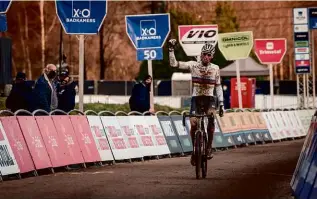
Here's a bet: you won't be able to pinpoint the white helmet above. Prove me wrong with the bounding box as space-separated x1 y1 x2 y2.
201 43 215 55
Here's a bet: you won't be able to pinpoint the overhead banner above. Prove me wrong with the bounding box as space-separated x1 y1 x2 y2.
178 25 218 56
218 31 253 60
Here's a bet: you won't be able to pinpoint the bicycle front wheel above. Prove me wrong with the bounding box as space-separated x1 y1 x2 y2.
195 130 203 179
202 131 208 179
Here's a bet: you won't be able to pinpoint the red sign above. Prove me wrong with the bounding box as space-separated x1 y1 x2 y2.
296 60 310 67
254 38 287 64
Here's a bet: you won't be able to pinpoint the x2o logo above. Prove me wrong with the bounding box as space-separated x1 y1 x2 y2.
73 9 91 18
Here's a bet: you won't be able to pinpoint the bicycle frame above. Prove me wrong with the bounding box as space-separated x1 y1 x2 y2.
183 112 210 179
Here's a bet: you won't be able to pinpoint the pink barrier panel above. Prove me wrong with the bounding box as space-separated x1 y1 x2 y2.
51 115 84 164
0 117 34 173
35 116 69 167
17 116 52 170
69 116 101 163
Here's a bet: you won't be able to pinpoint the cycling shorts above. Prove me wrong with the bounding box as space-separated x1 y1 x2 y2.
190 96 217 115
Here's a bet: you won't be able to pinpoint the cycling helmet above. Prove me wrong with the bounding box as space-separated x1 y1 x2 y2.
201 43 215 55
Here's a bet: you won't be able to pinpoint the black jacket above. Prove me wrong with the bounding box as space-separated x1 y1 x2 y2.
6 81 33 112
129 82 150 113
56 81 77 113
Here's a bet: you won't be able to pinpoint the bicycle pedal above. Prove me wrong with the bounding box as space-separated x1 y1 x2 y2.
207 156 214 160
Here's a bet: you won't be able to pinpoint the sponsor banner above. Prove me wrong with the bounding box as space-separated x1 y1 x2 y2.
170 116 192 153
70 116 102 163
295 59 311 74
56 0 107 34
52 116 85 165
129 116 159 157
17 117 52 170
35 116 69 167
143 116 170 155
262 112 281 140
218 31 253 60
0 121 20 175
216 113 238 134
178 24 218 56
157 116 183 154
308 7 317 29
293 8 308 24
125 13 170 49
285 111 301 138
295 53 310 61
254 38 287 64
294 24 309 32
86 116 115 161
295 41 309 47
0 117 34 173
296 60 310 67
116 116 143 158
294 32 309 41
295 47 310 54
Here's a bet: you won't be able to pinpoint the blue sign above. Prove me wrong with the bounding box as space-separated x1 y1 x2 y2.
0 0 12 13
55 0 107 34
0 14 7 32
309 8 317 29
125 13 170 49
136 48 163 61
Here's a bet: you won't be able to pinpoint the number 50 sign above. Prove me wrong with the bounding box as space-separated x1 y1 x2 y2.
136 48 163 61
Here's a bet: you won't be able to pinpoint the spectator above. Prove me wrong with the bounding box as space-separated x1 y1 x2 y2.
33 64 58 113
129 75 154 114
56 69 77 112
5 72 33 112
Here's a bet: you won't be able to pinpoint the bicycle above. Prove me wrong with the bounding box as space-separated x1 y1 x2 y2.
182 96 217 179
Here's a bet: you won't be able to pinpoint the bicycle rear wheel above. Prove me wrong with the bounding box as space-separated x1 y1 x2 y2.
201 131 208 178
195 130 202 179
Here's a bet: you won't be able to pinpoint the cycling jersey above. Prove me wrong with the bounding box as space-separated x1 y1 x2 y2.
169 51 224 104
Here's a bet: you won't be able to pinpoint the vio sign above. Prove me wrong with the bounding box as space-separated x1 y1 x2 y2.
186 29 217 39
178 25 218 56
254 38 287 64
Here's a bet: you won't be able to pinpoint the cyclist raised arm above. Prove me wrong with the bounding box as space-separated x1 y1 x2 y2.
168 38 224 166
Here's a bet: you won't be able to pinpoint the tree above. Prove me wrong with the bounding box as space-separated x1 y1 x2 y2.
212 2 260 66
210 2 239 68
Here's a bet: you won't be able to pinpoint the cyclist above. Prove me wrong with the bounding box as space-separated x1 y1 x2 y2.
168 39 224 166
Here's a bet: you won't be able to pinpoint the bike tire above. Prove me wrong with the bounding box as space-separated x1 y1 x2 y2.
195 130 202 179
202 132 208 179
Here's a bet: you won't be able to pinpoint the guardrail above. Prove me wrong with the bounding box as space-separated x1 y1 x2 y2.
0 108 314 181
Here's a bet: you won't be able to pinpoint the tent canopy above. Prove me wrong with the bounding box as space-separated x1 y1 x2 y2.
220 57 269 77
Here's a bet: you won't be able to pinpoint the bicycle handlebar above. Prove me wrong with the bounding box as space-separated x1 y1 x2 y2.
182 113 210 127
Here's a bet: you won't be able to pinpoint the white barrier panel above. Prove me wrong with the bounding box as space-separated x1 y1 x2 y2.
262 112 281 140
86 116 114 161
128 116 161 157
100 116 136 160
285 111 305 137
116 116 143 159
144 116 170 156
270 112 288 139
297 110 314 132
0 121 20 176
293 111 308 136
277 111 297 138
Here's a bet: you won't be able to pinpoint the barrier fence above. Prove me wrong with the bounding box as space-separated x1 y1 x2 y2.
0 108 314 181
291 109 317 199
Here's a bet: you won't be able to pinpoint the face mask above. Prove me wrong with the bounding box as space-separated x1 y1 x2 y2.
47 71 56 79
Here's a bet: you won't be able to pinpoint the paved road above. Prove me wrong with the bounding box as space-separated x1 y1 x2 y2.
0 139 303 199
